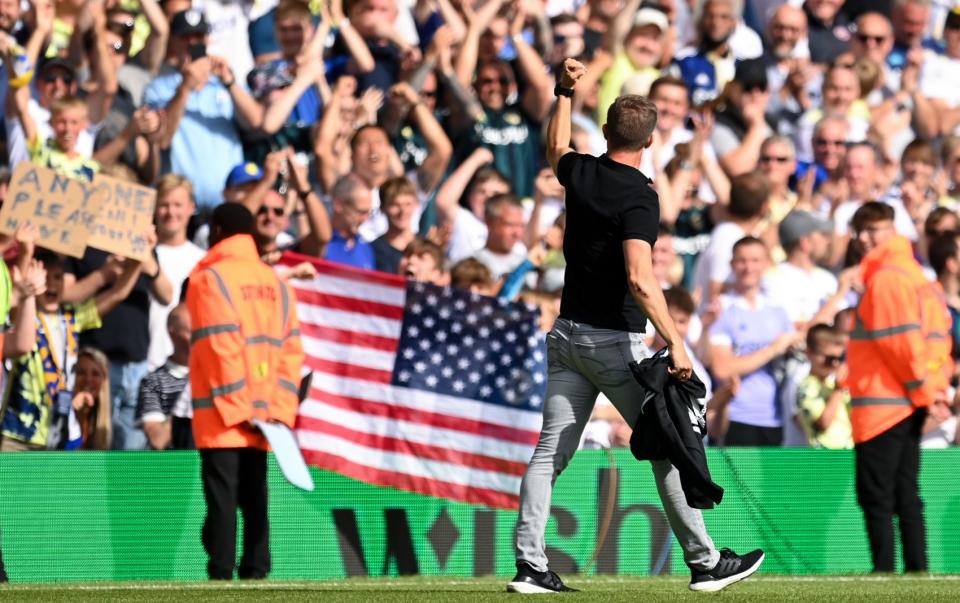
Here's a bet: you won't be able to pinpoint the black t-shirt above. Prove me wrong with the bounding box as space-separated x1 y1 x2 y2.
556 152 659 332
66 248 152 363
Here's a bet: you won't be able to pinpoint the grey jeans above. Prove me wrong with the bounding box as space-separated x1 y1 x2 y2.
515 318 720 572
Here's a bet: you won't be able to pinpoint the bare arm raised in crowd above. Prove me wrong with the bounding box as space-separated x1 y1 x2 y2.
455 0 507 88
390 82 452 193
137 0 171 74
435 146 495 226
509 1 553 121
329 0 375 74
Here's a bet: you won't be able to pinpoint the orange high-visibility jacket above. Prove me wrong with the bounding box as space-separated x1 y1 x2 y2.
846 235 953 444
187 234 304 449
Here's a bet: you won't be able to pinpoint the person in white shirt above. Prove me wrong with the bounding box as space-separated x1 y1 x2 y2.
473 194 528 281
147 175 206 370
764 209 838 326
693 172 770 313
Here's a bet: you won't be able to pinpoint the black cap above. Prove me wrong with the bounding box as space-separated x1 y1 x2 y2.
946 7 960 30
734 58 768 91
38 57 78 79
170 9 210 37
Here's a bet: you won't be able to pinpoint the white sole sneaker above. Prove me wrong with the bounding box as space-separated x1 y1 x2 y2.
689 552 765 592
506 581 561 594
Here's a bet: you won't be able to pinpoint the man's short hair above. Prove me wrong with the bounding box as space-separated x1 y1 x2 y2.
806 323 845 352
760 134 796 159
929 231 960 276
211 203 255 240
605 95 658 151
275 0 313 23
901 138 936 167
380 176 417 208
349 124 388 151
649 75 688 99
156 174 195 205
845 141 882 166
727 173 770 220
402 238 444 268
450 258 494 290
732 235 767 255
484 193 522 221
850 201 895 233
331 173 366 204
49 95 87 118
663 287 695 316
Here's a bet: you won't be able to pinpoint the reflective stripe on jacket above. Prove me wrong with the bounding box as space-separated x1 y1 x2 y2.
846 236 953 444
187 234 304 449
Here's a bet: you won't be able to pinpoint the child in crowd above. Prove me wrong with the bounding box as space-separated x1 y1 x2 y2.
0 250 142 451
795 324 853 449
10 84 99 180
397 238 447 286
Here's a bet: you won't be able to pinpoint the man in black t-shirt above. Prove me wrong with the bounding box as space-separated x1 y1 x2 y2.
508 60 764 595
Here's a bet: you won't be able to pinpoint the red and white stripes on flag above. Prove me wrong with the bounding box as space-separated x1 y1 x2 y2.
278 253 544 509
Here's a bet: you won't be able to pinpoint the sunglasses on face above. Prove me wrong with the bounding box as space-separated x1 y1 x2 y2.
856 33 887 45
818 353 844 366
111 39 126 55
257 206 284 217
42 72 75 85
477 77 509 87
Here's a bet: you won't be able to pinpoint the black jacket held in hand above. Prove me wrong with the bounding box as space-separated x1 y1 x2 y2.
628 353 724 509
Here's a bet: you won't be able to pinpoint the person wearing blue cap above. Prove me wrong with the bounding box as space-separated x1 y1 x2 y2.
192 161 269 250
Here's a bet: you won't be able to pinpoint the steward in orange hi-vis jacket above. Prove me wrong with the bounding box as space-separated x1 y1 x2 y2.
186 204 303 580
847 236 953 444
846 202 954 576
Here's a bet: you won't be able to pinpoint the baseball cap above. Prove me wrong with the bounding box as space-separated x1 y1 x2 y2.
779 210 833 250
224 162 264 189
38 57 77 79
631 7 669 33
171 9 210 37
734 57 768 91
946 7 960 30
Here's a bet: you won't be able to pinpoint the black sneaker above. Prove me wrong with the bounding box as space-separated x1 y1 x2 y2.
689 547 764 592
506 561 579 593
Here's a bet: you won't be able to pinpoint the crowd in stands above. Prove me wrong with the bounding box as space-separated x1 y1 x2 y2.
0 0 958 452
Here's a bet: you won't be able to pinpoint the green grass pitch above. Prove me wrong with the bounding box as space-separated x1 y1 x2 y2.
2 575 960 601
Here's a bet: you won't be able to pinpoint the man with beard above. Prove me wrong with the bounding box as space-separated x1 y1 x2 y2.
671 0 741 105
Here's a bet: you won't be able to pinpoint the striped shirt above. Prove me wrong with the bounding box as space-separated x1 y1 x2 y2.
136 360 189 424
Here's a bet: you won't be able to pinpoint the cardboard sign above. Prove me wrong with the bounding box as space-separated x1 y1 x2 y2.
87 175 157 262
0 163 107 258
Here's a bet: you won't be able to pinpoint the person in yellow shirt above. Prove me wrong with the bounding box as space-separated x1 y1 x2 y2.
596 6 668 126
796 324 853 449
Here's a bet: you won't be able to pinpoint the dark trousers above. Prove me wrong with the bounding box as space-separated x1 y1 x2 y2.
724 421 783 447
855 410 927 573
0 532 7 582
200 448 270 580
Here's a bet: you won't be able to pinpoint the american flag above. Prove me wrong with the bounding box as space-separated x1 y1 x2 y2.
279 252 546 509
